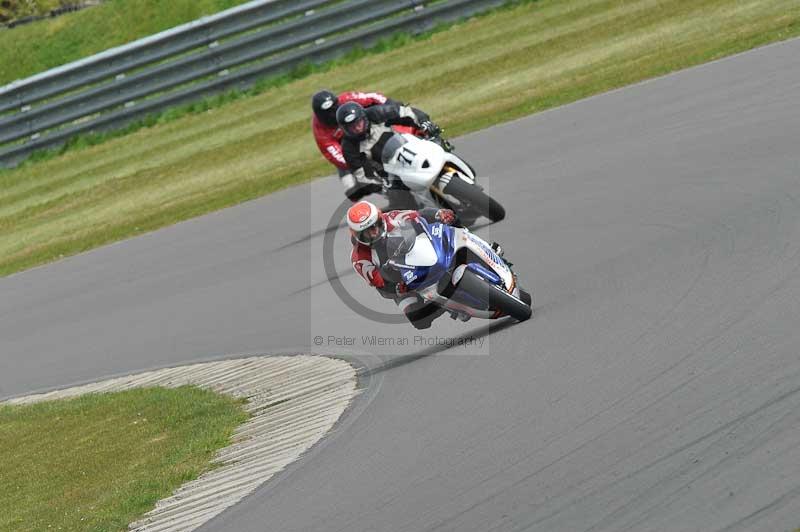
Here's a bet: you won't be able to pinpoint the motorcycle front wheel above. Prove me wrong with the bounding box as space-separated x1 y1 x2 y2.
457 270 531 322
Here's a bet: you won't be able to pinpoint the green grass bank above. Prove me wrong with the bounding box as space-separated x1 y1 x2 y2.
0 386 248 531
0 0 252 84
1 0 799 276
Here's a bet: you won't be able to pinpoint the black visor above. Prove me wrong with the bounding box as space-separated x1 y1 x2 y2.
355 217 386 245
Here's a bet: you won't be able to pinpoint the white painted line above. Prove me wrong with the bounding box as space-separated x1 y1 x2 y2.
3 355 358 532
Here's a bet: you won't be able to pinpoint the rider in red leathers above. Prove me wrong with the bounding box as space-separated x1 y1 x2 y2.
347 200 458 329
311 89 401 201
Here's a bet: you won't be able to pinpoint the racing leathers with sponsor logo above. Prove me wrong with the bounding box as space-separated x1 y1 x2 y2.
347 201 457 329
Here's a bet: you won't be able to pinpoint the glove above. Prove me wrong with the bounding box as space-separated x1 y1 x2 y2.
362 159 379 178
419 120 441 138
435 209 456 225
370 271 386 290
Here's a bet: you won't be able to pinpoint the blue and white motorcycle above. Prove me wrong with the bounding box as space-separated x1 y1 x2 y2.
380 133 506 226
381 217 532 323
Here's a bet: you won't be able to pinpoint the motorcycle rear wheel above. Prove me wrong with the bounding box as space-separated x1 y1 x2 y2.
444 176 506 222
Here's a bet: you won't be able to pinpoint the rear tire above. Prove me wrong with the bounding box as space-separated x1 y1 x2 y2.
385 188 418 211
444 176 506 222
457 270 532 322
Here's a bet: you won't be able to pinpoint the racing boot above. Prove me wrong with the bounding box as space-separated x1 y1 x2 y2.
342 172 382 202
406 301 446 330
449 310 472 322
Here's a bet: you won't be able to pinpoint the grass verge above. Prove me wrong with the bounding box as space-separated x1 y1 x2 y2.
0 0 252 84
0 386 249 531
1 0 799 276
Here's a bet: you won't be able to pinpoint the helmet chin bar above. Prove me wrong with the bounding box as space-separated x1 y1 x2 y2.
356 218 386 245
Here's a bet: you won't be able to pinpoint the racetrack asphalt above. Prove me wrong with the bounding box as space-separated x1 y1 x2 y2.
3 37 800 532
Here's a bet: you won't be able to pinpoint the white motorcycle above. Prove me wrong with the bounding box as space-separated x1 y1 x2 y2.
379 133 506 225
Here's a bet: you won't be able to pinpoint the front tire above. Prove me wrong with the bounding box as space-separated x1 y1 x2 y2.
519 288 532 307
457 270 532 322
443 176 506 222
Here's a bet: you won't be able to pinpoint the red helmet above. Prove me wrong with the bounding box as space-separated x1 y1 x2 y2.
347 201 386 245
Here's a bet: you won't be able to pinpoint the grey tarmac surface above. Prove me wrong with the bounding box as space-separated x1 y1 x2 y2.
3 37 800 532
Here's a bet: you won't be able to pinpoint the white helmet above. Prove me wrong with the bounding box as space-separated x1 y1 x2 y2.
347 200 386 245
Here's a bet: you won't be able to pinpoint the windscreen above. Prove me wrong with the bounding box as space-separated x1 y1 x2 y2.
385 220 418 260
381 133 408 165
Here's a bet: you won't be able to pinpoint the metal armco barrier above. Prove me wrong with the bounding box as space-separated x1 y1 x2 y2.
0 0 507 167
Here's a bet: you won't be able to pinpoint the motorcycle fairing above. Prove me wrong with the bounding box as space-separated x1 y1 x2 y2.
400 222 455 292
382 134 447 190
381 133 480 217
458 230 515 293
404 233 438 266
391 220 518 318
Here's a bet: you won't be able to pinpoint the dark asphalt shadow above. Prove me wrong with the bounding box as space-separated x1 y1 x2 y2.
469 220 498 232
290 267 357 296
365 318 519 376
274 222 346 252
